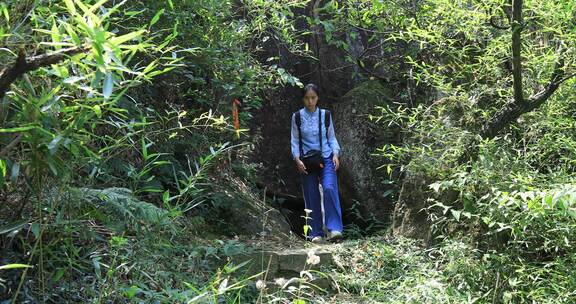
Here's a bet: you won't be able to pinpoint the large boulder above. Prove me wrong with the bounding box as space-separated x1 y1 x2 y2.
253 80 401 230
250 1 408 231
391 172 433 242
332 80 400 224
204 170 294 238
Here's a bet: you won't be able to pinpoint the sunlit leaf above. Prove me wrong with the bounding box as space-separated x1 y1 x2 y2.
0 264 32 270
10 162 19 183
31 223 41 239
0 125 36 133
150 9 164 27
110 30 145 46
93 105 102 118
63 0 76 15
103 72 113 99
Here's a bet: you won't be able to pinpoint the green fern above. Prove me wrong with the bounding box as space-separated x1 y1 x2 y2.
68 187 171 232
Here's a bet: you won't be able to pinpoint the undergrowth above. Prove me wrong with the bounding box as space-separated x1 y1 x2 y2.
328 236 576 303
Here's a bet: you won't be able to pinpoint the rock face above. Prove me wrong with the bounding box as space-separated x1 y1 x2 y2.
332 80 400 223
254 80 401 229
227 199 293 238
392 172 432 242
308 2 364 100
251 1 408 231
216 177 293 238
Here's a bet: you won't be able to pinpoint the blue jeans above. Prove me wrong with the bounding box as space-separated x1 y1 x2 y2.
301 154 343 238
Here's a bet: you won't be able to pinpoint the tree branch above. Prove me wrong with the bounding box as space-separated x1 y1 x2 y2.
0 45 90 158
527 56 565 104
0 46 90 99
0 134 22 158
556 72 576 85
479 55 565 140
457 54 569 165
511 0 524 103
356 58 391 82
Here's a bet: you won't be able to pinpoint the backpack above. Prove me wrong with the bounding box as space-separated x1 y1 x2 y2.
294 108 331 172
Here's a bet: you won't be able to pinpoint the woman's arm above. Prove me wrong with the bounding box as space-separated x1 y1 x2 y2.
290 112 300 160
291 111 308 174
327 112 341 157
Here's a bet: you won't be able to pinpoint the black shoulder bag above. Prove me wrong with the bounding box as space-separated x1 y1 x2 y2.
295 109 331 173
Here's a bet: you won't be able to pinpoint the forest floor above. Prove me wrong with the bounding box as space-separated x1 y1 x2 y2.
219 233 483 303
2 227 482 303
1 188 485 304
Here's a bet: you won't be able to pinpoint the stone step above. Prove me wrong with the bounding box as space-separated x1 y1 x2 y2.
227 245 335 292
264 272 334 293
230 247 332 276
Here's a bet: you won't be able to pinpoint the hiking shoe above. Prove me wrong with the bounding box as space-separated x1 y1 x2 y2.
309 236 323 243
327 231 343 241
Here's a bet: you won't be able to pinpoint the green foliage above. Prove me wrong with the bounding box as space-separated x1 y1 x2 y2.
375 92 576 302
1 0 310 302
429 170 576 257
0 0 177 191
129 0 308 115
69 187 172 232
2 0 574 302
329 237 475 303
384 0 576 104
375 96 476 179
328 236 576 303
361 0 576 236
331 0 576 302
0 264 31 270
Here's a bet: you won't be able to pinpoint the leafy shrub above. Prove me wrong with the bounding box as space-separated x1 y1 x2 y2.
68 187 172 233
430 178 576 257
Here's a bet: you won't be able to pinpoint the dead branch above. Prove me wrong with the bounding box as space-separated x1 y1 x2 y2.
0 45 90 99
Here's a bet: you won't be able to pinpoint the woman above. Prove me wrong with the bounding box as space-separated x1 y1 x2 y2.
291 83 343 242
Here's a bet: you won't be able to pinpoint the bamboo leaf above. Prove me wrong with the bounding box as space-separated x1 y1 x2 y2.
0 220 27 235
74 0 100 26
10 161 20 183
163 190 170 204
0 125 36 133
451 209 461 222
64 76 86 84
53 269 65 282
92 257 101 278
0 159 5 188
93 105 102 118
63 0 77 16
150 9 164 27
0 264 32 270
110 30 145 46
48 135 63 155
88 0 108 13
1 4 9 23
103 72 113 99
31 223 40 239
50 19 61 49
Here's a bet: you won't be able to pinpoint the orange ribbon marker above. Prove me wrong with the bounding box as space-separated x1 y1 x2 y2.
232 98 241 139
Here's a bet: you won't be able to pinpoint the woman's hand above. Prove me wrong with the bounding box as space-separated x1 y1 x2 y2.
333 154 340 170
295 158 308 174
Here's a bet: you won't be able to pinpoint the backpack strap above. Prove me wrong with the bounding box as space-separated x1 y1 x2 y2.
324 110 331 140
295 108 327 157
318 107 322 153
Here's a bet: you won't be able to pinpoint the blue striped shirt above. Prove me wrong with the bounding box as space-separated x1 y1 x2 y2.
291 107 341 160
